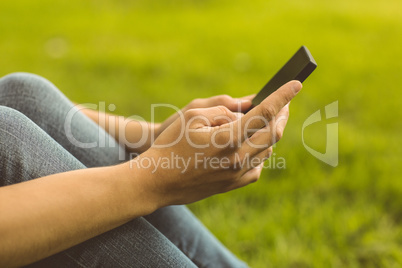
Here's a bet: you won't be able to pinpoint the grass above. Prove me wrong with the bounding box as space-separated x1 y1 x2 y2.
1 0 402 267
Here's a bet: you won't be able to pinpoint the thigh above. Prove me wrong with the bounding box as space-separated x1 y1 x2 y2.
0 106 196 267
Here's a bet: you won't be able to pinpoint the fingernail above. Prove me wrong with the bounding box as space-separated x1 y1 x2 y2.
239 99 251 104
293 81 303 93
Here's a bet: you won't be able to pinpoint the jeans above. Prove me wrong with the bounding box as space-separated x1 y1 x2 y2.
0 73 247 268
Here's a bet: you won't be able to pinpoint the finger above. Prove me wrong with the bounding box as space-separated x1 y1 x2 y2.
224 146 271 191
239 147 273 173
240 94 256 101
233 112 244 120
198 95 253 113
242 103 289 154
272 103 290 143
186 106 238 128
232 164 264 189
230 81 301 142
237 95 255 112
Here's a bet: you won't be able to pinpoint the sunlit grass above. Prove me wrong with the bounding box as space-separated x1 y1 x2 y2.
1 0 401 266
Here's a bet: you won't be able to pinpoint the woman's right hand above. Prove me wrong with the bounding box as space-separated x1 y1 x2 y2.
130 81 302 207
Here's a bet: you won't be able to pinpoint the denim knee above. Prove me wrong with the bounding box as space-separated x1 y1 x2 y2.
0 105 29 132
0 105 39 185
0 72 75 136
0 72 63 106
0 105 85 186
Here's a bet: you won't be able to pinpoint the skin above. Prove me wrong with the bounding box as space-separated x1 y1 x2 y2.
78 93 256 154
0 81 302 267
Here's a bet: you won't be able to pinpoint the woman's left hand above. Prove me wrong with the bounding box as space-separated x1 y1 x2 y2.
155 94 255 138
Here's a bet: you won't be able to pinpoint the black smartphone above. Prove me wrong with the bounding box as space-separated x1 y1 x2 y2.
250 46 317 107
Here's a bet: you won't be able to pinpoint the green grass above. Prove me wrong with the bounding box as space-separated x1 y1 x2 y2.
1 0 402 267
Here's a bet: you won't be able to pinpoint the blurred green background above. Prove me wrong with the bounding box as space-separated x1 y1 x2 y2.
1 0 401 267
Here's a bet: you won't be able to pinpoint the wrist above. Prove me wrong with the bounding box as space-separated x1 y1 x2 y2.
116 160 162 218
124 122 161 154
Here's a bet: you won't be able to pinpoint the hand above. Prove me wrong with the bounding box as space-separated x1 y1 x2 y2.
155 94 255 138
132 81 302 207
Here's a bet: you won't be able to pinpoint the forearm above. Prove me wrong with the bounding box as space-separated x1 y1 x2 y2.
77 105 161 153
0 162 158 267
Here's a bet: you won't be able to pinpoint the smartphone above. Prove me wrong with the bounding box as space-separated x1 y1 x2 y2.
250 46 317 107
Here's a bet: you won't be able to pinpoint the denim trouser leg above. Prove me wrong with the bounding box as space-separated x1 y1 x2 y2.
0 73 247 267
0 106 196 267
